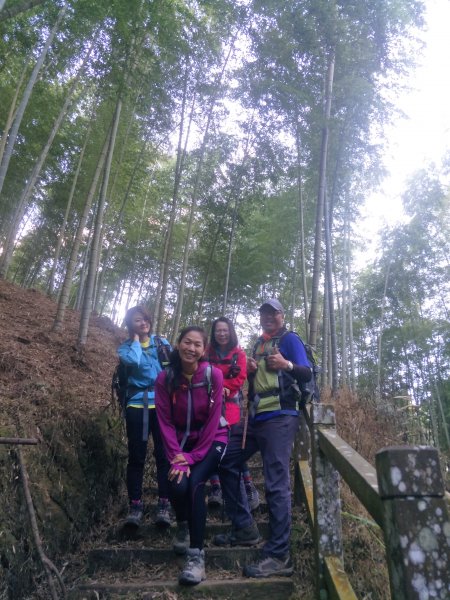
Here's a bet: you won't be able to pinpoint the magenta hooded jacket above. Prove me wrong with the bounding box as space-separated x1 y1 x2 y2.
155 361 228 470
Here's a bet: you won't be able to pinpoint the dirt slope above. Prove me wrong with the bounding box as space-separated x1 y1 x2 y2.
0 278 123 420
0 279 128 599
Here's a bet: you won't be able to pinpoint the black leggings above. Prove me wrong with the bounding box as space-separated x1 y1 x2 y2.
168 442 226 549
125 407 169 502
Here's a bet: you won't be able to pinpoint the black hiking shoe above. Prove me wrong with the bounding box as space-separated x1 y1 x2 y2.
125 500 144 528
154 498 171 527
243 553 293 578
173 521 190 555
213 522 261 547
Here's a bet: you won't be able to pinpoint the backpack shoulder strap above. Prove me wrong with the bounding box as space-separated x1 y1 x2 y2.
205 363 212 397
165 366 174 393
191 363 212 395
252 337 263 357
152 334 171 368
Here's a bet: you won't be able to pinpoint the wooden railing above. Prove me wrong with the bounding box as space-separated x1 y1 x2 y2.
294 403 450 600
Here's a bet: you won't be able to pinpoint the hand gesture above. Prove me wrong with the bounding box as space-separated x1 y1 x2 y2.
247 357 258 373
265 345 289 371
169 453 190 484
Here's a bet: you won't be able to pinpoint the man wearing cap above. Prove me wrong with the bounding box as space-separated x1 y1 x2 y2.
215 299 311 577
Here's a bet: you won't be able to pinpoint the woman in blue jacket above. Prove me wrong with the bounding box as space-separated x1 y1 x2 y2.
117 305 172 528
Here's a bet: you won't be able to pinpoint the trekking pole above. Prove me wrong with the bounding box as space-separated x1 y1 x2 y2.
231 397 250 524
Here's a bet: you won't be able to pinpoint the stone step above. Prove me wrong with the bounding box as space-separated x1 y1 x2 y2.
87 546 267 574
107 520 271 543
70 576 294 599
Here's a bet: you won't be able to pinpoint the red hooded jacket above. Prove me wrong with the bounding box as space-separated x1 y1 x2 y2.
206 345 247 425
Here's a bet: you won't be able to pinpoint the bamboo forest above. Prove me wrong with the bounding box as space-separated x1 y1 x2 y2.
0 0 449 457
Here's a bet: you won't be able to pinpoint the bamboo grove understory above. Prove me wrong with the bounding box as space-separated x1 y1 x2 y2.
0 0 449 453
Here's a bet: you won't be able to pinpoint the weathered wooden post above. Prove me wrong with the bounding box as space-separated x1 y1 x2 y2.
294 406 312 508
376 446 450 600
311 403 343 599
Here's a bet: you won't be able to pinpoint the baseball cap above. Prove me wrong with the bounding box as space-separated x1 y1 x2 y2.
259 299 284 313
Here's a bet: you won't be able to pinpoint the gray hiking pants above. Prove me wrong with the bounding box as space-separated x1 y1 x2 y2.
219 414 298 557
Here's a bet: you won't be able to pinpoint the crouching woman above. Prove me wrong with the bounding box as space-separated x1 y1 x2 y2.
155 326 228 585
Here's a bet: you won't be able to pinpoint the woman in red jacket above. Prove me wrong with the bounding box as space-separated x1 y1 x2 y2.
206 317 259 511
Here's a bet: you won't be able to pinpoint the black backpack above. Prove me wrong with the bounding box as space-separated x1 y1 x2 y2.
294 337 321 405
252 330 320 408
111 335 171 415
208 352 241 379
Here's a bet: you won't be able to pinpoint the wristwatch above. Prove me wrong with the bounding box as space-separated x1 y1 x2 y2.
286 361 294 372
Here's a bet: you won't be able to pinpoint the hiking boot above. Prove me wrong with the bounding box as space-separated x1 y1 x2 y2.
207 485 223 508
243 554 293 578
178 548 206 586
245 481 260 511
125 500 143 528
213 522 261 547
154 498 171 527
173 521 190 555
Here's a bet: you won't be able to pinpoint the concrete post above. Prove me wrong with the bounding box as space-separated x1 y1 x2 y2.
312 403 343 599
376 446 450 600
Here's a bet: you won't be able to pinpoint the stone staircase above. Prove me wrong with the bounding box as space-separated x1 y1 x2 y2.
67 469 313 599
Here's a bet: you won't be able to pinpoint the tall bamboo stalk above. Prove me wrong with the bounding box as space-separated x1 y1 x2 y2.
78 98 122 347
52 129 110 331
0 4 67 202
309 48 335 347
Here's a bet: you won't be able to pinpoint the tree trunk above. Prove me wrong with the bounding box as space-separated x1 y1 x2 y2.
347 256 356 392
223 194 238 315
155 64 190 334
324 189 338 393
196 219 223 323
376 262 391 405
48 122 92 297
222 130 253 316
321 277 329 388
74 226 92 311
0 61 28 171
340 214 349 387
94 133 148 313
52 128 110 331
0 4 67 202
171 32 240 333
77 98 122 347
308 48 335 347
295 122 309 339
0 33 94 278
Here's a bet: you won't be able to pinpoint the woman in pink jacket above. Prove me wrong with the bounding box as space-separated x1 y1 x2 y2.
155 326 227 585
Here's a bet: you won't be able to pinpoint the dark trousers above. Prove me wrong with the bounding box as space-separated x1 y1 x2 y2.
169 442 226 549
219 414 299 557
125 407 169 502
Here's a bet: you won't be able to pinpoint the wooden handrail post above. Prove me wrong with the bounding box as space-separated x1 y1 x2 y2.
376 446 450 600
312 403 343 598
294 406 311 506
